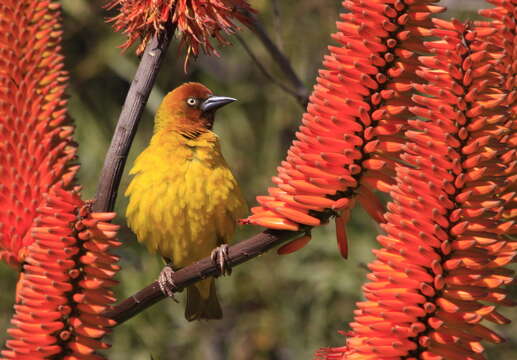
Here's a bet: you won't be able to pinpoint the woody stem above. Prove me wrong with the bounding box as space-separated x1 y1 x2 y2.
93 23 176 212
103 229 302 325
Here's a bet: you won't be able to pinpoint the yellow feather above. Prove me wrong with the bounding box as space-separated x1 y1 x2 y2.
125 127 247 299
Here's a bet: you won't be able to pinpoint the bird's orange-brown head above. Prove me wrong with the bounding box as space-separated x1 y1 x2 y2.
155 82 236 138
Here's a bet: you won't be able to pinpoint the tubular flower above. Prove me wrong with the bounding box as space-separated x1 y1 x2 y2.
0 2 121 357
244 0 445 257
1 194 121 360
318 17 516 360
106 0 254 57
476 0 517 118
0 0 77 268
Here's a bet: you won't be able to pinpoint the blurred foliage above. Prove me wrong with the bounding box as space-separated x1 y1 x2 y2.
0 0 515 359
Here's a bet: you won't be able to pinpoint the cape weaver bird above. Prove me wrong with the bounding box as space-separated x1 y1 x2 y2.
125 82 247 320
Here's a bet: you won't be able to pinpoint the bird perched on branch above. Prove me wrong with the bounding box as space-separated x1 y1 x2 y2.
125 82 247 321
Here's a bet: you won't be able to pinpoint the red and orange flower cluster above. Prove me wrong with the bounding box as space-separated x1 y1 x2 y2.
335 13 516 359
244 0 446 258
0 0 76 267
238 0 514 358
0 1 121 358
106 0 254 57
3 200 120 359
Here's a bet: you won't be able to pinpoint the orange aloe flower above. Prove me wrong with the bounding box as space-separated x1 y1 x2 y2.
2 199 121 360
0 0 77 267
476 0 517 116
106 0 254 58
244 0 446 257
1 2 122 358
317 11 516 360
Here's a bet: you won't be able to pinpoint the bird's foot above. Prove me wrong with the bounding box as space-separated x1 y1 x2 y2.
158 265 179 302
211 244 232 276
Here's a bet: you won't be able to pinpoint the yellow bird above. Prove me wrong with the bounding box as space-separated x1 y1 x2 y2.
125 82 247 320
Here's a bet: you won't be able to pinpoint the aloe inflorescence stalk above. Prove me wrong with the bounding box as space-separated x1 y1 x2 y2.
244 0 447 258
315 1 516 359
3 200 120 359
0 0 77 267
0 2 121 358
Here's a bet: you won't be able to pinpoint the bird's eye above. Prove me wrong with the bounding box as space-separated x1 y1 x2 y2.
186 97 198 107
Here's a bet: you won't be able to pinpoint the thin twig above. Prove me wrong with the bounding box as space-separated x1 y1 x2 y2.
103 229 303 325
239 9 309 108
270 0 283 48
235 34 305 103
250 16 309 105
93 23 176 212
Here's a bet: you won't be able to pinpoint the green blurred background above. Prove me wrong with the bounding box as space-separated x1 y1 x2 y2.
1 0 515 359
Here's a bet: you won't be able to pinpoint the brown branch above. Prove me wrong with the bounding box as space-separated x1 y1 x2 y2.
241 9 309 108
93 23 176 212
103 229 302 325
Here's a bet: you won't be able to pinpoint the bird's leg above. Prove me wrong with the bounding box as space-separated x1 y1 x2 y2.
211 244 232 276
158 265 179 302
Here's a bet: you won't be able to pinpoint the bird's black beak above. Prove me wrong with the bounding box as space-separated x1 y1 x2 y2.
200 96 236 114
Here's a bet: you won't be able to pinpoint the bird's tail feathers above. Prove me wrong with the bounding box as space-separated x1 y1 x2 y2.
185 280 222 321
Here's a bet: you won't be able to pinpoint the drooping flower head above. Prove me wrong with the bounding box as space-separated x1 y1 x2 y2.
106 0 254 59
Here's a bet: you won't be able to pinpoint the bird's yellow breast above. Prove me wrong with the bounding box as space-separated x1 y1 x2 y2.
125 131 247 268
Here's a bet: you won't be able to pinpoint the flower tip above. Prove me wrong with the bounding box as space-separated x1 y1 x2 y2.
277 234 312 255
